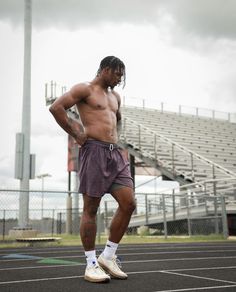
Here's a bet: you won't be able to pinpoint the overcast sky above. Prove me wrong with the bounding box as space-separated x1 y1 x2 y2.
0 0 236 191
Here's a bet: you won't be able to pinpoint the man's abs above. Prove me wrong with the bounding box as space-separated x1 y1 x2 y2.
85 124 118 144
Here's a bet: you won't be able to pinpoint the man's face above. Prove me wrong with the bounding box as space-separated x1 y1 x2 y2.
105 67 124 88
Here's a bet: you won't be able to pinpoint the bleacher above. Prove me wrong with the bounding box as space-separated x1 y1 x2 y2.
120 105 236 187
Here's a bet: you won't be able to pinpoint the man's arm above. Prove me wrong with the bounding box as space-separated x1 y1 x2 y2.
49 84 88 145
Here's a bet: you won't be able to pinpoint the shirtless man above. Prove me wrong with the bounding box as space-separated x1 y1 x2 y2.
49 56 136 283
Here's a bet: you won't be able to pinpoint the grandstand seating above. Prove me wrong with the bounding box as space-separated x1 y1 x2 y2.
120 106 236 188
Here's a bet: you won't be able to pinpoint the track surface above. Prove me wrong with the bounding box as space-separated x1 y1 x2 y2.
0 242 236 292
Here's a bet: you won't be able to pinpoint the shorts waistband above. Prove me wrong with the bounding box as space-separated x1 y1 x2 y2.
83 139 119 150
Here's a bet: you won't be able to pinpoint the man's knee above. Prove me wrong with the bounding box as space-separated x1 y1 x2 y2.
122 198 136 214
83 194 101 217
86 205 99 217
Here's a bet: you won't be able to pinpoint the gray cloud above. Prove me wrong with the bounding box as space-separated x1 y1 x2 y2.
163 0 236 39
1 0 236 39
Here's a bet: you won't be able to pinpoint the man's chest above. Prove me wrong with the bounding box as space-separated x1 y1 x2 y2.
86 92 118 112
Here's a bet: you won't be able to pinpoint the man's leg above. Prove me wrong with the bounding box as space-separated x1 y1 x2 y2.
79 194 101 251
98 186 136 279
109 186 136 243
80 194 110 283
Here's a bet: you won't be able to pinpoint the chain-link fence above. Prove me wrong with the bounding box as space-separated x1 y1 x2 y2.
1 178 235 241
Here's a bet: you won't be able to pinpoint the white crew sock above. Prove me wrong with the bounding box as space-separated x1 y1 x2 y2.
102 240 118 260
85 250 98 267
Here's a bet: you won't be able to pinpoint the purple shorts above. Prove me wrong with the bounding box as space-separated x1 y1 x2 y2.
78 140 134 197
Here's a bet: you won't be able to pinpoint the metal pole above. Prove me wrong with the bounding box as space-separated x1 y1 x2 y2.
19 0 32 228
72 171 79 234
172 189 176 220
51 209 55 236
41 177 44 219
186 195 192 236
162 194 167 239
3 210 6 240
212 166 219 234
145 194 148 225
221 196 229 239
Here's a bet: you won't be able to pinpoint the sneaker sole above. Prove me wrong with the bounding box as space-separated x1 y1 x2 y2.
84 275 110 283
98 261 128 280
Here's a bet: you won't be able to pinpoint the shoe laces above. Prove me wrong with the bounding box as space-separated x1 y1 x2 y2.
113 255 122 269
94 264 107 275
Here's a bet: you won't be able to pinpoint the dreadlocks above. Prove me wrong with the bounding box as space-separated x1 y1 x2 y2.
97 56 126 88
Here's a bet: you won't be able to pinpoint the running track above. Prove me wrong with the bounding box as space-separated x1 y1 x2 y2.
0 241 236 291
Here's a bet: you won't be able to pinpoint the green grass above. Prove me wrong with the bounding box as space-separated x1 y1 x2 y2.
0 233 233 249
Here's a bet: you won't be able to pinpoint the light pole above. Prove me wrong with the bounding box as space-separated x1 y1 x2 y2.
36 173 51 219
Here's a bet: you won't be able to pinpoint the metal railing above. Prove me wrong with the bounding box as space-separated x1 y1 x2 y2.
122 98 236 123
1 178 235 241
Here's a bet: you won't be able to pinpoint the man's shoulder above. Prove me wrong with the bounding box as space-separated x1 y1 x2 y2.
111 90 121 103
70 82 92 97
72 81 92 90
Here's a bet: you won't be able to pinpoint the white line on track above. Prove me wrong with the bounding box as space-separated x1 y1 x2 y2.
161 270 236 285
1 267 236 287
153 284 236 292
1 249 236 262
0 256 236 271
164 266 236 273
0 275 84 285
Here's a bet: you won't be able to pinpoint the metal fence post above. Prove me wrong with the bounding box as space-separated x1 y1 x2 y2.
145 194 149 225
2 210 6 240
172 189 176 220
51 209 55 236
221 195 229 239
162 194 167 239
66 195 72 234
186 195 192 236
212 166 219 234
58 212 62 234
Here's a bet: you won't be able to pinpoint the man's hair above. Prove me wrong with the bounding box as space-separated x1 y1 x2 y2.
97 56 126 87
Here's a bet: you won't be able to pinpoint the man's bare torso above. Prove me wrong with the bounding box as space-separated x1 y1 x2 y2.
76 83 119 144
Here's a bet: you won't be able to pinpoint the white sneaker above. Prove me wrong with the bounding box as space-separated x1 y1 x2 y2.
98 254 128 279
84 264 110 283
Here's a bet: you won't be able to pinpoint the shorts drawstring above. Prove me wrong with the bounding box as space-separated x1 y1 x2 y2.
109 144 114 151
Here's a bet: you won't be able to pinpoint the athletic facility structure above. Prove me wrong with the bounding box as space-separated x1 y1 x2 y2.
118 103 236 236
